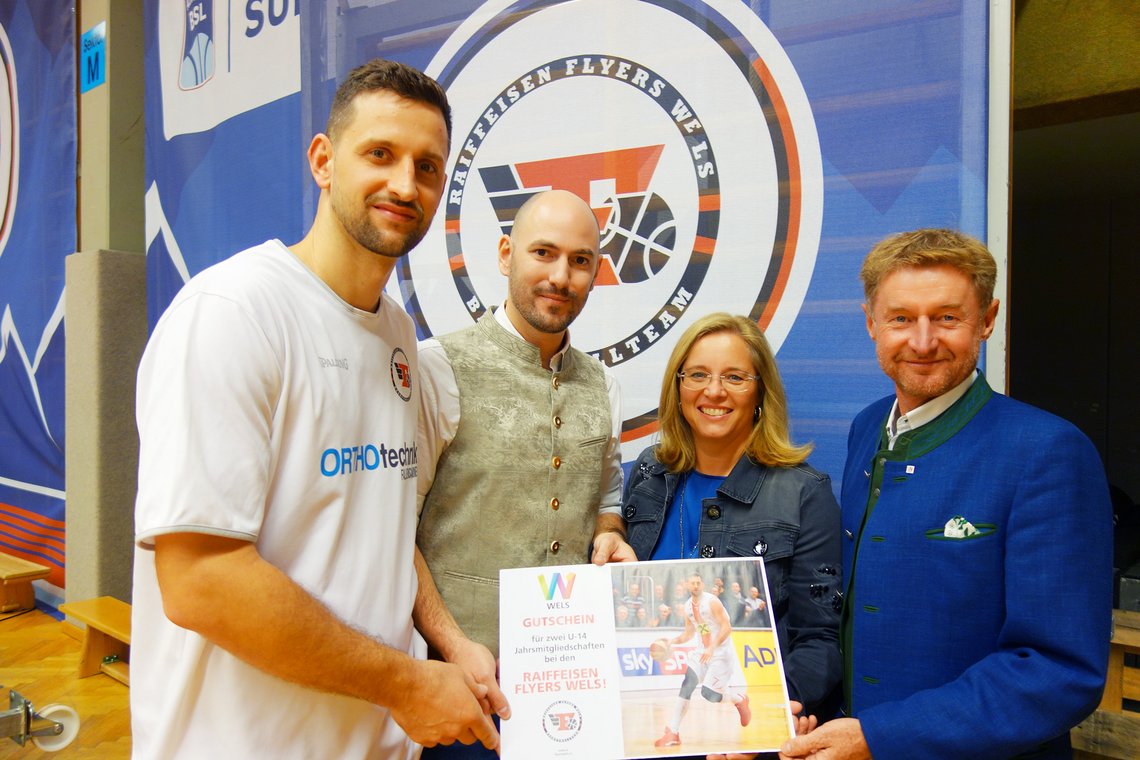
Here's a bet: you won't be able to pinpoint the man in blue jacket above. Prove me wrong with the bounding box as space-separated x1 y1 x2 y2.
781 229 1111 759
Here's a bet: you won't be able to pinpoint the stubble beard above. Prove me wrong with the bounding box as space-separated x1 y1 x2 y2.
882 343 980 406
333 189 427 259
508 276 584 335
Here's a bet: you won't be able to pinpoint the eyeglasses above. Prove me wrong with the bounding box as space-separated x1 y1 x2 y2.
677 370 759 392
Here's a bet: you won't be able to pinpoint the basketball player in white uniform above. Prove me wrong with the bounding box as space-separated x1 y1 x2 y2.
655 572 751 748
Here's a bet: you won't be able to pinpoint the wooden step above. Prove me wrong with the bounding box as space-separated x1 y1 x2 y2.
0 553 51 613
59 596 132 687
1071 609 1140 759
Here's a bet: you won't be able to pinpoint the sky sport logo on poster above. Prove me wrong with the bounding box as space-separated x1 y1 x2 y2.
397 0 823 455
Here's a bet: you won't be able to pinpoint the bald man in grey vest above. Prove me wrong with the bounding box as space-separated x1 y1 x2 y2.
416 190 634 759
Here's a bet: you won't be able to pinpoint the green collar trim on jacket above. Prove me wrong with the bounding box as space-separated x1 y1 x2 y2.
877 372 993 459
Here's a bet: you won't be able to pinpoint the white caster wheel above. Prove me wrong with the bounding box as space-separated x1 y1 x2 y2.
32 703 79 752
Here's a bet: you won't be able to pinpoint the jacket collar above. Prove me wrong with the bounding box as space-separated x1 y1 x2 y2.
716 454 765 504
649 451 764 504
877 370 993 459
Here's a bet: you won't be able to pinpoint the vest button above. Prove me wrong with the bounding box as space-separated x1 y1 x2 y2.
624 505 635 519
550 540 560 553
552 456 561 469
553 415 562 428
550 497 560 510
707 506 721 519
700 545 715 558
552 376 560 389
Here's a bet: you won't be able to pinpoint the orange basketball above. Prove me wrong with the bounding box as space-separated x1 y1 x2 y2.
649 638 672 662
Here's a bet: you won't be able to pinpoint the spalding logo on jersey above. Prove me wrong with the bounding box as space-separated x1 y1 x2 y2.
0 22 18 260
398 0 822 449
179 0 215 90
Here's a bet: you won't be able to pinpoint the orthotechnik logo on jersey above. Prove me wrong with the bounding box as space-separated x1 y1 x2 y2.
396 0 823 454
319 441 418 480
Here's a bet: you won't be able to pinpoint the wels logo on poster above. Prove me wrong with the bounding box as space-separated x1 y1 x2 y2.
538 572 577 601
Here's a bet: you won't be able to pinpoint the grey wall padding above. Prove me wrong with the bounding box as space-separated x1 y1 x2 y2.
65 249 147 604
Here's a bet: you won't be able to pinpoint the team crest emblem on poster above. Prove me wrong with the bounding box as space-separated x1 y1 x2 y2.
0 22 18 259
396 0 823 452
541 699 583 743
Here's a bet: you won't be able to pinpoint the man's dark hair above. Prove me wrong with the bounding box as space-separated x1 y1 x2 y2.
326 58 452 142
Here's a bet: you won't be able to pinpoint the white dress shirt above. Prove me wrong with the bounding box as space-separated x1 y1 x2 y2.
885 371 979 450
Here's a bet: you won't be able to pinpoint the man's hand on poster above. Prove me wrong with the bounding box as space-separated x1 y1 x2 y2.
707 701 817 760
779 716 871 760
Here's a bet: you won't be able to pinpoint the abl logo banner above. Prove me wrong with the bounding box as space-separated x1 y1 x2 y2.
158 0 300 139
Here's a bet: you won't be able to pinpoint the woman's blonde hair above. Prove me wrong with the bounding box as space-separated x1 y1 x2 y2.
655 313 812 471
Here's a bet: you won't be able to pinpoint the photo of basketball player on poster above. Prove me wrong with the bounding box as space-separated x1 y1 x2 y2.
610 558 793 757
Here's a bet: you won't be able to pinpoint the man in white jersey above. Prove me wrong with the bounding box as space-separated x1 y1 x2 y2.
131 59 506 760
654 572 751 748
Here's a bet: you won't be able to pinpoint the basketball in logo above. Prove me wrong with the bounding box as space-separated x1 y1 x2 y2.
179 0 215 89
397 0 823 452
0 21 18 259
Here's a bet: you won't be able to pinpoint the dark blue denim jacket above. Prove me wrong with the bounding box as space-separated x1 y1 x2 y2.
622 445 843 712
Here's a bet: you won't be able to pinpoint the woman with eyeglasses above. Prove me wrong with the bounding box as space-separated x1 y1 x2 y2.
622 312 842 745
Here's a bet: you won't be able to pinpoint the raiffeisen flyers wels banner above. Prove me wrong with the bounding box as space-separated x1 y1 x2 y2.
396 0 824 455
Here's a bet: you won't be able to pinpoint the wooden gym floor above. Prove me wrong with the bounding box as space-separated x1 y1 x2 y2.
2 600 1127 759
1 604 130 758
621 684 790 757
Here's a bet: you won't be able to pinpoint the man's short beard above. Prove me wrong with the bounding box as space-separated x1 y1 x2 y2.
509 283 584 335
342 215 426 259
331 189 427 259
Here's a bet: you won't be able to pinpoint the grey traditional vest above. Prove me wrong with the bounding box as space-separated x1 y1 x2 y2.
417 312 611 655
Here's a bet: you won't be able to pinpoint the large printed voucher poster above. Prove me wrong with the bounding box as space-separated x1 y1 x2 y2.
500 558 792 758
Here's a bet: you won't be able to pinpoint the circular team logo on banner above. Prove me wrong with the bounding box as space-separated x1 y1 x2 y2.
397 0 823 453
0 22 19 260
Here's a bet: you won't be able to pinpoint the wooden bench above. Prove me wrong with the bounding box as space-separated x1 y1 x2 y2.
59 596 131 686
1072 608 1140 759
0 553 51 613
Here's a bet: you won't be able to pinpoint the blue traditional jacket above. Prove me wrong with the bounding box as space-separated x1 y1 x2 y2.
842 375 1112 759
